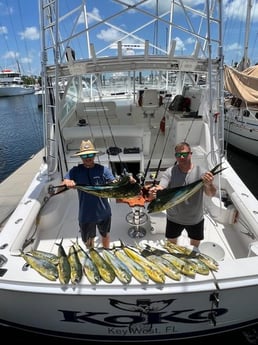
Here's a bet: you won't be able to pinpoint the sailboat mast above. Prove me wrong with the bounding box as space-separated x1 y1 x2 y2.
243 0 252 69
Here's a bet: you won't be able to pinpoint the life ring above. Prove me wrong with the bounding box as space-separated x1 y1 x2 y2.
160 116 166 133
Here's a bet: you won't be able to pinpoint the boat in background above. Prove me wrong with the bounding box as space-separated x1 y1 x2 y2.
1 0 258 342
35 89 43 107
224 0 258 158
0 69 35 97
224 64 258 158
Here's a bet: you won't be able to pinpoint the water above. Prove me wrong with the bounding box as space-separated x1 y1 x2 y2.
0 94 43 182
0 96 258 344
225 144 258 199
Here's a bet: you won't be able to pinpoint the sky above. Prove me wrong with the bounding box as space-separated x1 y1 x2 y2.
0 0 258 76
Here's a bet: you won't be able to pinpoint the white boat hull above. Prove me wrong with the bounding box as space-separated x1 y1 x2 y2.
0 86 35 97
1 281 258 341
224 109 258 157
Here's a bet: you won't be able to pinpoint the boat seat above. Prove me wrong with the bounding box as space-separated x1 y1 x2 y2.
76 101 119 125
62 125 151 155
140 89 160 115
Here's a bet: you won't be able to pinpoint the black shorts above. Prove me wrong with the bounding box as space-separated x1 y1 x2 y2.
79 217 111 242
165 218 204 241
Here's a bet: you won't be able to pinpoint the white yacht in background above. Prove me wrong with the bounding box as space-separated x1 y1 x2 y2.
0 69 35 97
1 0 258 342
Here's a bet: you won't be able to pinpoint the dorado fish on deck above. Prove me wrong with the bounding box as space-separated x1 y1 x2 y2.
113 247 149 284
28 249 59 265
147 163 225 213
75 175 141 199
102 249 132 284
56 239 71 285
143 244 196 278
68 244 83 284
122 244 165 284
21 252 58 281
89 248 116 283
73 241 101 284
138 247 181 281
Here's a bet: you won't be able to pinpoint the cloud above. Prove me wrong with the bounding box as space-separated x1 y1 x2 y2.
97 27 124 42
224 0 258 21
19 27 39 41
0 26 8 35
3 50 19 59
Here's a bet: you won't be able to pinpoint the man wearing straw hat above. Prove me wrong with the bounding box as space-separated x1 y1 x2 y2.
62 140 116 249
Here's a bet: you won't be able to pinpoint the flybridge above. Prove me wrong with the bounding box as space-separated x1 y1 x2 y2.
47 46 212 78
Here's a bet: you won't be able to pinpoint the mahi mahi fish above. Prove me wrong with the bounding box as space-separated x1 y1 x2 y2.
28 249 59 265
72 240 101 284
143 244 196 278
102 249 132 284
89 248 116 283
113 247 149 284
55 239 71 285
138 246 181 281
121 244 165 284
21 252 59 281
147 163 226 214
75 175 141 199
68 244 83 284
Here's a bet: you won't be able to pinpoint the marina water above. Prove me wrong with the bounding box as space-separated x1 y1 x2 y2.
0 94 43 183
0 94 258 344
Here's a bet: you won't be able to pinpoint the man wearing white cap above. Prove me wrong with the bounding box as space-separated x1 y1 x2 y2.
62 140 116 249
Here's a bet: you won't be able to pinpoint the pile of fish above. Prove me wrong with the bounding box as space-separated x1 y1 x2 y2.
20 240 219 285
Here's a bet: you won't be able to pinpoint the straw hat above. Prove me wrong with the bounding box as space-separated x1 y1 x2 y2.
73 140 99 156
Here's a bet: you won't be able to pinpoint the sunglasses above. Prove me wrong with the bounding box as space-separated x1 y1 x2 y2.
175 152 191 158
81 153 95 159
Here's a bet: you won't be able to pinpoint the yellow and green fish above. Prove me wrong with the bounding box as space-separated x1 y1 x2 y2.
73 241 101 284
102 249 132 284
147 163 226 213
89 248 116 283
121 244 165 284
56 239 71 285
75 175 141 199
21 252 58 281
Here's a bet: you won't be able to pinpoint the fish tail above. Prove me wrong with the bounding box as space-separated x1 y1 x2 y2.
210 162 227 176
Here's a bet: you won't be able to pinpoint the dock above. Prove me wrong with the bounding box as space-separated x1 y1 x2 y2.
0 150 44 228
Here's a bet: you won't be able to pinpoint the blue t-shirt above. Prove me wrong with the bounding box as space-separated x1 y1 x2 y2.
65 164 115 223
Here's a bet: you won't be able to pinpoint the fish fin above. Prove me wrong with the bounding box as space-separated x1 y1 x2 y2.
210 162 227 176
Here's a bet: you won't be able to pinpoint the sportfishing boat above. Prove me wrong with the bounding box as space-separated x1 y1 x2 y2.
224 64 258 158
0 69 35 97
1 0 258 342
223 0 258 158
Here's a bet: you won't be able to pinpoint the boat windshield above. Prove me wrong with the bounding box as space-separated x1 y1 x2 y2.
60 76 80 122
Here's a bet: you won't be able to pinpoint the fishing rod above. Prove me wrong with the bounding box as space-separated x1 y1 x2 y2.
145 97 175 186
151 122 174 187
47 77 67 179
141 99 171 187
